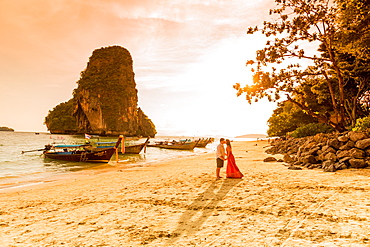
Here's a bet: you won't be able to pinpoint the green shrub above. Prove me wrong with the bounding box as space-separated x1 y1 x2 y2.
352 116 370 131
290 123 335 138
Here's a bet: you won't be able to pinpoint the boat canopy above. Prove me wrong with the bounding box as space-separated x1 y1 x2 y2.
53 144 89 148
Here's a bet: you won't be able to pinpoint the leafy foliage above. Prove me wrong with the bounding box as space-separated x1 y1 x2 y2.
352 116 370 132
335 0 370 60
137 108 156 137
235 0 370 133
290 123 335 138
335 0 370 124
44 99 78 133
267 100 317 137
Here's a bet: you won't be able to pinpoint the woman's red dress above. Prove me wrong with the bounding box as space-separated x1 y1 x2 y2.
226 150 244 178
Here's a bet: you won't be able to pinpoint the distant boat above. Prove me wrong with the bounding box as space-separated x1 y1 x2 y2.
122 137 150 154
148 139 199 150
43 136 123 163
95 137 150 154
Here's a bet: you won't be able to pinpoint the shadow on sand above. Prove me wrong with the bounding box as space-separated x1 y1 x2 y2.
166 178 242 246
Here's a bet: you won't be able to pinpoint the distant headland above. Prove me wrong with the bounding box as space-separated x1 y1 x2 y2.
235 134 267 138
0 126 15 131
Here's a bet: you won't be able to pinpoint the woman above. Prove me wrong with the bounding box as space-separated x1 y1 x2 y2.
225 139 244 179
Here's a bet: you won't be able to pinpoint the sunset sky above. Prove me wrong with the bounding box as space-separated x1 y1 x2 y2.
0 0 278 137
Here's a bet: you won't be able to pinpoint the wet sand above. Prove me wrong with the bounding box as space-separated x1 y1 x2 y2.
1 140 370 246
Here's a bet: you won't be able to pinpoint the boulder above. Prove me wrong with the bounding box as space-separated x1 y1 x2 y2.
322 160 336 172
324 152 337 161
339 142 353 150
339 157 351 165
327 139 342 150
308 146 321 156
264 157 277 162
338 136 349 142
348 131 367 142
265 130 370 172
313 133 328 143
348 158 367 168
355 138 370 150
334 162 348 170
307 164 322 169
288 166 302 170
283 154 295 163
349 148 366 158
300 155 317 164
337 149 365 159
322 145 336 154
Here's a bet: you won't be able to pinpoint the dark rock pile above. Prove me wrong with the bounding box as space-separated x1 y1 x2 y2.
266 129 370 172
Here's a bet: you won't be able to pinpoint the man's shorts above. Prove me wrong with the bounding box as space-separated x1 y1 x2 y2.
216 158 224 168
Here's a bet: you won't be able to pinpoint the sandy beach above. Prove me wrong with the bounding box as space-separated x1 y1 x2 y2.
1 140 370 246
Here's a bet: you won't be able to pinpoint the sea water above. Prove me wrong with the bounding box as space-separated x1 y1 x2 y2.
0 132 218 190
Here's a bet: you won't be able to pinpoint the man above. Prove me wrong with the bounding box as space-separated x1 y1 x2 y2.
216 138 227 179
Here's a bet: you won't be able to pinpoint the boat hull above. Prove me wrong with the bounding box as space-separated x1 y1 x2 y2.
43 136 123 163
195 138 213 147
156 145 195 150
44 148 117 163
121 143 146 154
95 137 149 154
150 141 199 150
44 148 116 163
119 137 149 154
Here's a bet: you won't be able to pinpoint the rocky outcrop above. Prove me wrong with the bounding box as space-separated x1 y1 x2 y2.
46 46 156 137
0 126 14 131
266 129 370 172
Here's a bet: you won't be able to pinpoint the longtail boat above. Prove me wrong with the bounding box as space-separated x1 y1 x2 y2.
95 137 150 154
148 139 199 150
195 138 214 147
42 136 123 163
122 137 150 154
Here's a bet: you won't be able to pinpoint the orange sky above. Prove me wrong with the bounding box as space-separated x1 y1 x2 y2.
0 0 277 137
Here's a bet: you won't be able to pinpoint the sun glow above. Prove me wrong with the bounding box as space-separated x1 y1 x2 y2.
0 0 277 135
138 34 276 137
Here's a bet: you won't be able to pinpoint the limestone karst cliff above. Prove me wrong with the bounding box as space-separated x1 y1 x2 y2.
45 46 156 137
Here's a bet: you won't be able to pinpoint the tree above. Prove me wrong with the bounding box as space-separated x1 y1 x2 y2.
267 76 334 136
267 100 317 137
44 99 78 134
234 0 369 131
334 0 370 125
335 0 370 59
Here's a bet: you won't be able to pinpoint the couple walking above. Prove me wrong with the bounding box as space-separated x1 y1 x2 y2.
216 138 244 179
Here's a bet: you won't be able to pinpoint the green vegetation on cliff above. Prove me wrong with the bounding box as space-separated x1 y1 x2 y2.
45 46 156 137
0 126 14 131
44 99 78 134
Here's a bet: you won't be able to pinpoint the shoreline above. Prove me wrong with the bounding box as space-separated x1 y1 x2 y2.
0 143 215 192
1 140 370 246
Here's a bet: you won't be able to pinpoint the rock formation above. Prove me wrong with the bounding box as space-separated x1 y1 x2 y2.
45 46 156 137
0 126 14 131
266 129 370 172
